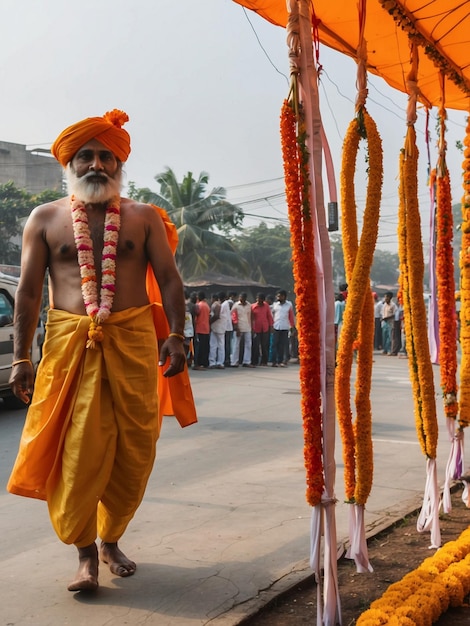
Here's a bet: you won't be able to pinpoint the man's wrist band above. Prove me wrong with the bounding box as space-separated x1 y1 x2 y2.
12 358 33 367
168 332 185 341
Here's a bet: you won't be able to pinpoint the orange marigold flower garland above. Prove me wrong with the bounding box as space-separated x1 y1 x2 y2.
459 114 470 429
398 127 438 459
336 108 382 503
353 291 375 505
434 110 458 419
280 99 323 506
435 146 458 418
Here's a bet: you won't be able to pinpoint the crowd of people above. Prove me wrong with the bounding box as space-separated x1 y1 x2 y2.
185 289 298 370
374 291 406 356
334 283 407 357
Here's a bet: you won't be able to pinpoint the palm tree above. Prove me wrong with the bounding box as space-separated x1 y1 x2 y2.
129 168 249 280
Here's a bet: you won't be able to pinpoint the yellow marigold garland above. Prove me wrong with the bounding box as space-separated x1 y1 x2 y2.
459 114 470 428
398 127 438 459
280 99 323 506
356 526 470 625
336 108 382 503
354 292 375 505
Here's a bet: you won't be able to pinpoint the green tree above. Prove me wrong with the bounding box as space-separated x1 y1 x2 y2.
329 233 346 289
33 188 63 205
0 182 34 264
0 182 62 265
234 222 294 295
370 249 400 285
329 233 399 290
129 168 248 280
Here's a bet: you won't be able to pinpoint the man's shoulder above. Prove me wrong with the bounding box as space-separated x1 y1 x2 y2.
35 196 69 212
120 197 157 214
28 196 69 222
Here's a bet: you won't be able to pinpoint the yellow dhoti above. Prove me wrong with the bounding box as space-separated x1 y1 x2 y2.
8 305 161 547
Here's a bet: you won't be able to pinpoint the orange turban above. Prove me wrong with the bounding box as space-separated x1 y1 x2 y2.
51 109 131 167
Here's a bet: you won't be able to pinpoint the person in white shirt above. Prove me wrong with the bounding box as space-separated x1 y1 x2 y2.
224 292 236 366
230 292 254 367
391 299 403 356
381 292 397 355
209 292 231 368
373 292 384 351
271 290 295 367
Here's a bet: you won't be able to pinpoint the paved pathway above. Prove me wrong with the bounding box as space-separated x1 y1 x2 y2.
0 354 450 624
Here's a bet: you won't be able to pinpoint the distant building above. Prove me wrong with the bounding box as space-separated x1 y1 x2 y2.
0 140 62 194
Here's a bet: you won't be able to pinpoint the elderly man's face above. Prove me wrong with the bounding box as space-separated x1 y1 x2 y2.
67 139 122 203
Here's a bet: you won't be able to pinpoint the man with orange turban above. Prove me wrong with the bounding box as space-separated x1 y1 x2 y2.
8 109 196 592
51 109 132 167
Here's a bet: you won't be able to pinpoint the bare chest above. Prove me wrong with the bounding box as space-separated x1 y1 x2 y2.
48 212 145 264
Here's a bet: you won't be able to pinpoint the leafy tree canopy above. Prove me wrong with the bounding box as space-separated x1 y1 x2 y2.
330 233 400 290
234 222 294 295
370 249 400 286
129 168 248 281
0 181 61 265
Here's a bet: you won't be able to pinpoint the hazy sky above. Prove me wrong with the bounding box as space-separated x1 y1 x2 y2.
1 0 467 251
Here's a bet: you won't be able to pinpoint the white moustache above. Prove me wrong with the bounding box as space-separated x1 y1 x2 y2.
83 171 110 182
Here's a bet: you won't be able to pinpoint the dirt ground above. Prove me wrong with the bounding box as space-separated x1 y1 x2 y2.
243 487 470 625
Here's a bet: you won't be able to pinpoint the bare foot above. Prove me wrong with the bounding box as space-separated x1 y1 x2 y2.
68 543 99 592
100 541 136 577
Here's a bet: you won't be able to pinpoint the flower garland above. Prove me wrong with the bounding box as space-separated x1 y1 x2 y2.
71 195 120 348
458 115 470 429
378 0 470 98
398 127 438 459
434 116 458 419
354 291 375 505
280 99 323 506
356 524 470 625
336 107 382 504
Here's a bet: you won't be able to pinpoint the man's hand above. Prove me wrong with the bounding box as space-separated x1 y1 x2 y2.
9 362 34 404
158 336 186 377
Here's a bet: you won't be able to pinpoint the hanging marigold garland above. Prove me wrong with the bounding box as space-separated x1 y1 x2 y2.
353 292 375 505
280 98 323 506
434 111 458 419
398 127 438 459
336 107 383 504
459 114 470 429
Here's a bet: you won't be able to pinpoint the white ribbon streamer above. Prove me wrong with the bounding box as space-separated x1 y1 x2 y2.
345 504 373 573
417 458 442 548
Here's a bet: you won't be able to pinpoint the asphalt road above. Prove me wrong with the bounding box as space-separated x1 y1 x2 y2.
0 354 450 625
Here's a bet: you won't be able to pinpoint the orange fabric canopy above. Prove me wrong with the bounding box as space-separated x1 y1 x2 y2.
233 0 470 111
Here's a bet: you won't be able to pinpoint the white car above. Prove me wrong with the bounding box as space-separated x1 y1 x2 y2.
0 272 44 409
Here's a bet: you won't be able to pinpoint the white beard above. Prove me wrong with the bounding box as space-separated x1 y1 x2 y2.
66 165 122 204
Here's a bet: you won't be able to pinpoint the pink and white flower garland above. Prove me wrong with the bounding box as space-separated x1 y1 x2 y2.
71 195 120 347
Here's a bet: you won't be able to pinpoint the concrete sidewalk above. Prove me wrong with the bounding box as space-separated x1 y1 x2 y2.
0 354 449 625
